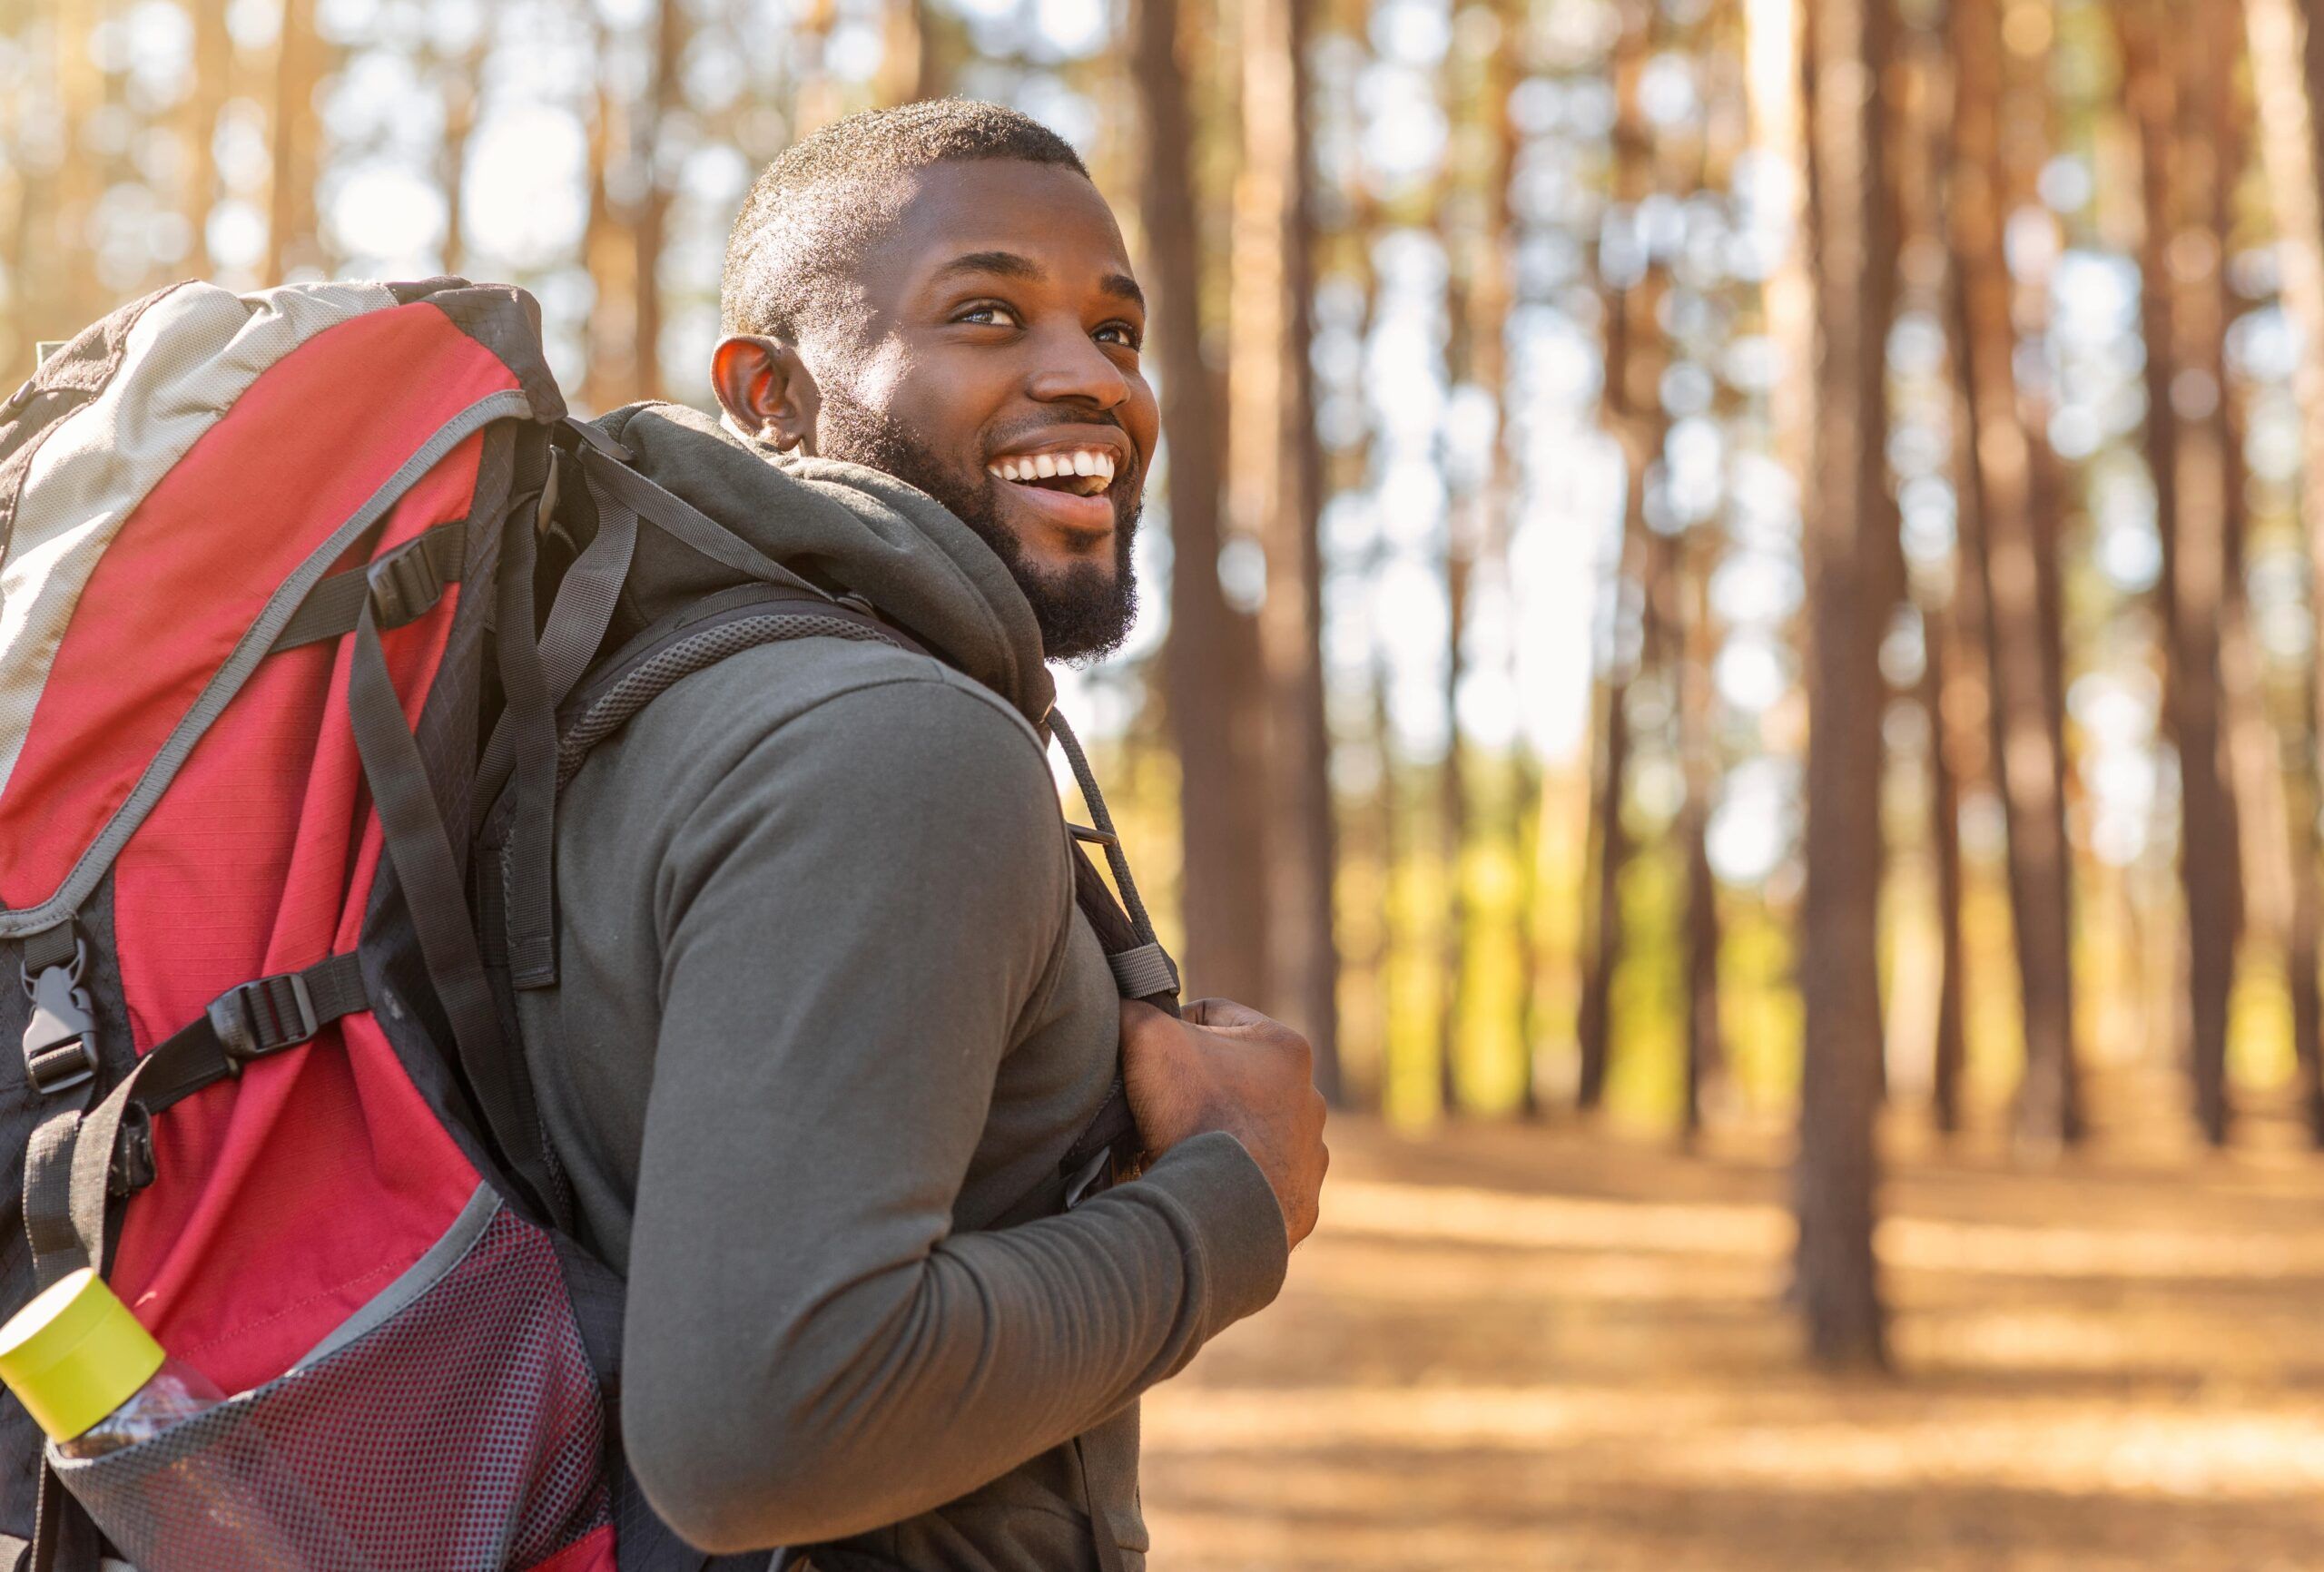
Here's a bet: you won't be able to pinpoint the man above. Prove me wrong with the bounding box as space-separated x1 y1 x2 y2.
521 100 1330 1570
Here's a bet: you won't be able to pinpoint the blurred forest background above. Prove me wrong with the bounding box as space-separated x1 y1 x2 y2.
13 0 2324 1563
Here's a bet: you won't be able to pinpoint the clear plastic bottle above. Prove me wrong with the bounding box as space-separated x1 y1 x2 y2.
54 1353 225 1459
0 1269 361 1569
0 1268 212 1455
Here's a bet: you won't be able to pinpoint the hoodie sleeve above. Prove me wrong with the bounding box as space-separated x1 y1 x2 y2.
615 663 1290 1554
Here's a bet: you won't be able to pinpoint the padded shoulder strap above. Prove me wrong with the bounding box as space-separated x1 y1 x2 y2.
551 585 917 795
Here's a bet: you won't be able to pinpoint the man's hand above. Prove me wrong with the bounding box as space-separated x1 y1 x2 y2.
1118 997 1329 1249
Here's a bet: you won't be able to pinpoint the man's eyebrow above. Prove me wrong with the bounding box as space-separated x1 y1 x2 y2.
1098 272 1147 312
931 251 1147 312
933 250 1045 284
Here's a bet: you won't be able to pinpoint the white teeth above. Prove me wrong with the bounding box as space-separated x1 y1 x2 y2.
990 450 1119 487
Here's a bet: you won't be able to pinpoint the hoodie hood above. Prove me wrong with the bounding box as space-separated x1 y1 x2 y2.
596 400 1056 729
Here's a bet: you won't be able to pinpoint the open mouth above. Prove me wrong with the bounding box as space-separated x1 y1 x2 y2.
984 446 1123 537
987 447 1118 497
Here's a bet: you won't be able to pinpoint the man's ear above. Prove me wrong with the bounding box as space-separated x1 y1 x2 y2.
711 334 821 455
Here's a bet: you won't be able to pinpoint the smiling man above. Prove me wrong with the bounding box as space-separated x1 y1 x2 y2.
521 101 1330 1572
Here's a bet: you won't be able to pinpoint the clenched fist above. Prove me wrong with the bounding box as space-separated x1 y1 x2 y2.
1118 997 1330 1248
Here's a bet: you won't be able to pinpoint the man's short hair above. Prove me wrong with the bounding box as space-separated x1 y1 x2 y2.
721 100 1090 345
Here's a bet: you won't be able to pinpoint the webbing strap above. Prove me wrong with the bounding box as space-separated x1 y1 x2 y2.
21 1089 94 1288
26 1461 102 1572
130 953 368 1116
475 461 643 988
1050 709 1172 985
550 467 642 702
269 517 468 653
349 592 564 1228
1075 1435 1130 1572
488 503 556 986
21 953 368 1290
575 441 826 599
17 923 78 975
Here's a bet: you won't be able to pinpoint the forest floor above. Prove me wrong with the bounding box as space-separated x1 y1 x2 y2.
1140 1089 2324 1571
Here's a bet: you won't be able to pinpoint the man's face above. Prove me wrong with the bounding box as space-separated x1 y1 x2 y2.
803 161 1159 662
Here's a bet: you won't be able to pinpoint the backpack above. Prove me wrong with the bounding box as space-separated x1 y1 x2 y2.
0 278 1166 1572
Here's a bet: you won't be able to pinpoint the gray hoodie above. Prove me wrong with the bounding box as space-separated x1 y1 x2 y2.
517 404 1289 1569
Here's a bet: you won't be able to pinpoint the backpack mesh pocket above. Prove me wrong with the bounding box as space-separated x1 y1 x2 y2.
51 1203 609 1572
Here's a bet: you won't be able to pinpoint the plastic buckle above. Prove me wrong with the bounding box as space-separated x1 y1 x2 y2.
207 971 320 1072
367 538 447 630
108 1104 155 1197
21 944 98 1096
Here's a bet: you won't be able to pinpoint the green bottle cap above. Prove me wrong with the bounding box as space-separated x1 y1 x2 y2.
0 1270 166 1441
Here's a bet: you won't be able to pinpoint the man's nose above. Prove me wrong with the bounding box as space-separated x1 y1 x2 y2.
1024 323 1131 410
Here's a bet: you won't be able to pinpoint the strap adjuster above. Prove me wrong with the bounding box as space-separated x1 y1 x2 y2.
207 970 319 1070
108 1104 155 1197
1107 942 1181 1001
22 943 98 1096
367 537 448 629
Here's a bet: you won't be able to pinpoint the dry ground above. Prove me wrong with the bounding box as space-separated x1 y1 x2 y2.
1139 1105 2324 1571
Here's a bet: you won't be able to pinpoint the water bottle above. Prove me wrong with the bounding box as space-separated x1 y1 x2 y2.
0 1268 218 1457
0 1268 361 1569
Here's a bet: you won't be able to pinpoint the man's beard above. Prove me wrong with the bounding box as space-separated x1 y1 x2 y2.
817 388 1140 663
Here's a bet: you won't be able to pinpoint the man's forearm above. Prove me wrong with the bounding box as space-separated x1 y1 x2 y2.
623 1130 1285 1551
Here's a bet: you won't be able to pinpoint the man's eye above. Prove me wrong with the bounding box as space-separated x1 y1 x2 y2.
1096 323 1143 350
957 304 1019 328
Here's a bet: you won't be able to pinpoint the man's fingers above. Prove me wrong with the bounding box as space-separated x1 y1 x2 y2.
1182 997 1275 1032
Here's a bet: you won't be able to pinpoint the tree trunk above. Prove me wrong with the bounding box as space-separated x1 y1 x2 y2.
1371 636 1402 1106
1794 0 1893 1369
877 0 942 104
266 0 327 283
1438 539 1471 1115
1514 753 1548 1117
1948 0 2081 1150
1574 606 1635 1113
1437 216 1475 1117
180 0 232 277
1677 526 1724 1138
793 0 842 138
52 0 107 328
437 34 487 277
578 45 632 412
15 1 94 355
2211 38 2290 1141
2288 665 2324 1145
1575 0 1661 1113
1133 0 1271 1008
1895 19 1971 1135
1234 0 1340 1096
632 0 685 401
2120 0 2244 1145
2246 0 2324 1145
1472 15 1533 1118
1923 599 1971 1133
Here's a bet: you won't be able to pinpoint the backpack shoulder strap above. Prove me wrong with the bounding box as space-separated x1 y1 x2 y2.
551 582 921 795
